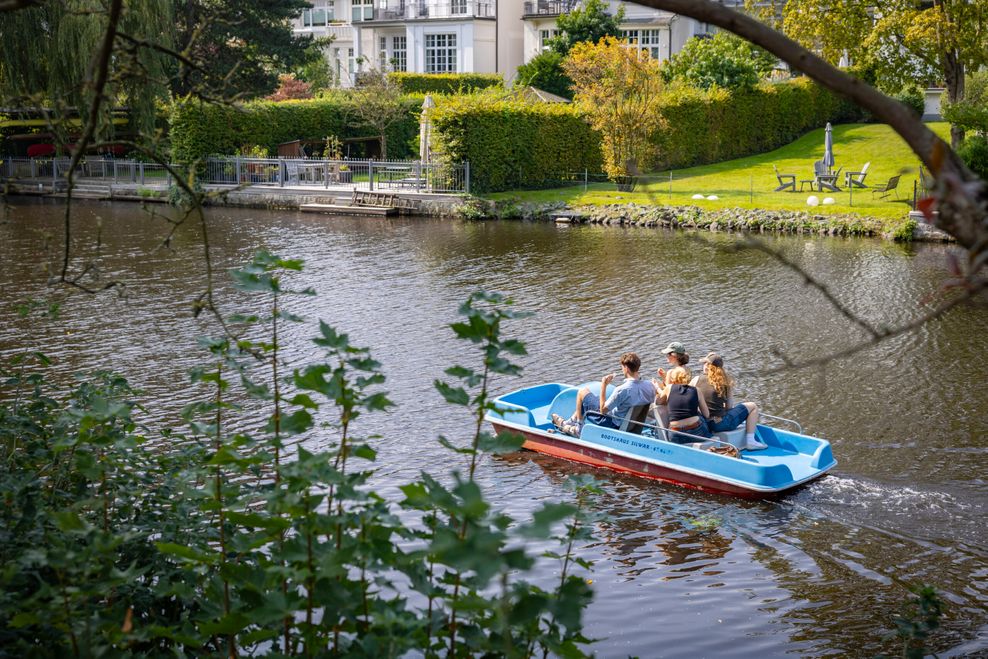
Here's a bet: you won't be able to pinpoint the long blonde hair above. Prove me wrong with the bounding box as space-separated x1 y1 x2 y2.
706 363 734 398
667 366 692 385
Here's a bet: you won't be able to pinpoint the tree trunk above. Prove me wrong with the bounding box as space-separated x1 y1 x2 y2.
943 50 965 148
380 133 387 160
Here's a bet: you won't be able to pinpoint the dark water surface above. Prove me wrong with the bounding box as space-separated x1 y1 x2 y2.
2 198 987 657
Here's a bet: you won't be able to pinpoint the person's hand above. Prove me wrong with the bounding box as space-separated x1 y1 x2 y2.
657 367 666 380
602 373 615 385
650 378 661 389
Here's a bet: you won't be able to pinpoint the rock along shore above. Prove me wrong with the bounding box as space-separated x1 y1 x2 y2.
462 199 955 243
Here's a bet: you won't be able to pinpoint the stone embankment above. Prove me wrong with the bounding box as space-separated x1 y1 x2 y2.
463 199 955 243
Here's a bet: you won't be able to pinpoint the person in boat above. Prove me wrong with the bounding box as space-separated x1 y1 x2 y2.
653 366 713 443
690 352 767 450
551 352 656 436
652 341 690 428
656 341 690 385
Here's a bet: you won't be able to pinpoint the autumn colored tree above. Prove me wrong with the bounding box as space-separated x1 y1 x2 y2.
563 37 665 180
265 74 314 101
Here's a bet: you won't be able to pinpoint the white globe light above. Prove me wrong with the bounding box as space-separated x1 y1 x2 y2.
822 197 835 205
706 195 719 200
692 194 705 200
806 195 820 206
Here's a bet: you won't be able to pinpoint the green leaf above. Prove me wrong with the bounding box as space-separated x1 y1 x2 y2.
9 612 41 628
275 409 313 436
350 443 377 461
52 511 88 532
199 612 250 636
434 380 469 406
314 321 349 350
438 435 475 455
289 393 318 409
156 542 215 564
229 268 278 293
518 502 578 538
477 430 524 454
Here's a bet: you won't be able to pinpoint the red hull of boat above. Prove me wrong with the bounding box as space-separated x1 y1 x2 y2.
491 422 779 499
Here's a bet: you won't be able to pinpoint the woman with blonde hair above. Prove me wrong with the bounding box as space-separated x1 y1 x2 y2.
652 366 712 443
691 353 766 450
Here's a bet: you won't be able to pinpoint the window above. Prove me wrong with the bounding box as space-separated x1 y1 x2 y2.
302 2 333 26
379 36 388 69
425 33 456 73
451 0 468 14
392 35 407 72
539 28 559 49
334 47 342 80
348 47 356 74
622 29 662 59
352 0 373 22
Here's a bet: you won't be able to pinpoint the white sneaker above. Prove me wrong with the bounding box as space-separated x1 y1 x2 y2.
745 438 769 451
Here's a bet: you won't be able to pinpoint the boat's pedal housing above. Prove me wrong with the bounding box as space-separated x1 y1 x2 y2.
713 426 745 449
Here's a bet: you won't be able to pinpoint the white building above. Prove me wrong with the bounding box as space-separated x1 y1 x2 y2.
294 0 712 87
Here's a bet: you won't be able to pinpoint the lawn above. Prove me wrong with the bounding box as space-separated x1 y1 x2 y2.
487 122 949 221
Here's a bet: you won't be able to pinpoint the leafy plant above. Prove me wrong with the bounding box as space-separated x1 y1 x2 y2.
662 32 775 91
0 254 600 657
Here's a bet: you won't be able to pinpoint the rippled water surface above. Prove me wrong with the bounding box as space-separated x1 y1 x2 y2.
2 198 987 657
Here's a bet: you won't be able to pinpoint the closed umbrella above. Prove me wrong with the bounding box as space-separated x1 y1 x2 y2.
419 94 435 163
823 122 835 172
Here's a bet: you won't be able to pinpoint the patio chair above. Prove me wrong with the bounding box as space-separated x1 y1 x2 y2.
815 161 842 192
844 162 870 188
773 165 796 192
871 174 901 199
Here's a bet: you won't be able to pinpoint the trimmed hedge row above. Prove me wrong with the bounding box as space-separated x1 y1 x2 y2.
430 78 861 192
168 96 422 162
387 73 503 95
429 95 602 194
652 78 862 169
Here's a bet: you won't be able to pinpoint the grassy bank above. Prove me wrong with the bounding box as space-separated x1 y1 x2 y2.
486 122 948 223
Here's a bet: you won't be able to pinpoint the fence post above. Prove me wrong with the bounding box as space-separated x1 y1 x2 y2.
279 157 284 187
30 159 35 179
368 160 374 191
584 168 588 192
464 161 470 194
140 162 145 185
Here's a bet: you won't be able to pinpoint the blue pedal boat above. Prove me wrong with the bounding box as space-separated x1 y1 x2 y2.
486 382 837 498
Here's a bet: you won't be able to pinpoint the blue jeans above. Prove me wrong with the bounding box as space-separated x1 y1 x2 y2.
708 404 750 433
579 392 621 429
668 416 712 443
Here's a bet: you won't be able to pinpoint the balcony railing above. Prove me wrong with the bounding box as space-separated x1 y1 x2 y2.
522 0 578 17
371 0 495 20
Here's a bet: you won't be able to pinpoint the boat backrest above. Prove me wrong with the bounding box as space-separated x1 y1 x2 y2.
619 404 651 435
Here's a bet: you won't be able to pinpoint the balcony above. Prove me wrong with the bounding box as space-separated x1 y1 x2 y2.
370 0 495 21
522 0 578 17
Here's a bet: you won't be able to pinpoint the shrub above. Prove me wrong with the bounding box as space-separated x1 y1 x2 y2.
387 72 503 94
430 94 602 193
957 135 988 180
516 50 572 99
168 96 421 162
892 85 925 119
662 33 774 91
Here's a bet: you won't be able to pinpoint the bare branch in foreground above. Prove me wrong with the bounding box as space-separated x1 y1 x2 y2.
0 0 41 11
733 237 987 374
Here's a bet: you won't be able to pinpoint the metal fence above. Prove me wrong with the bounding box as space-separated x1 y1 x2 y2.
1 156 470 194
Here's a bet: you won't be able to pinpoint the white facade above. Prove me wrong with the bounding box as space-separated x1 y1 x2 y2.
521 0 707 70
293 0 710 87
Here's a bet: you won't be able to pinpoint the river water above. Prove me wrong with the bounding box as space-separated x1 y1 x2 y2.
1 198 986 657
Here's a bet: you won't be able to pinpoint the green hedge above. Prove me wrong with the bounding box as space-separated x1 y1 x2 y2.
168 96 422 162
430 95 602 193
388 72 503 95
652 78 863 169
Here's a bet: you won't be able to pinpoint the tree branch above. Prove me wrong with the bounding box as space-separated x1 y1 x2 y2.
0 0 41 11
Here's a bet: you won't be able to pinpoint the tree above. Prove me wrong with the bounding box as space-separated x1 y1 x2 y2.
172 0 313 100
0 0 173 137
943 71 988 135
296 38 335 92
549 0 624 55
349 70 409 159
781 0 988 147
516 50 572 99
563 36 665 180
662 32 775 90
265 74 313 101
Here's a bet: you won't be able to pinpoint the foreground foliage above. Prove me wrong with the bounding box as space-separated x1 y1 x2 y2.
0 253 597 656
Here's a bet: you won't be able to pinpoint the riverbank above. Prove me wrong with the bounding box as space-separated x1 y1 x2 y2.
462 197 954 243
3 181 954 242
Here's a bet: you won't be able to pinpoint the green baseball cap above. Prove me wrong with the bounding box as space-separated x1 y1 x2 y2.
661 341 687 355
